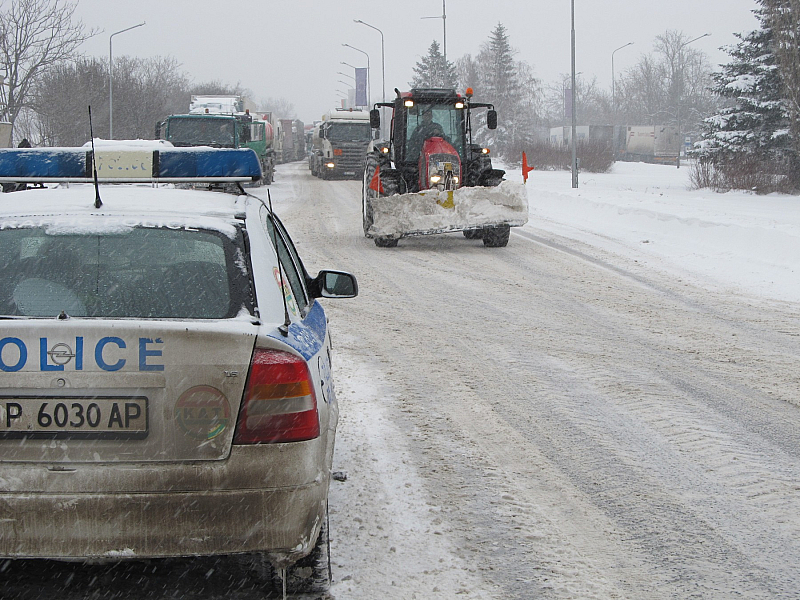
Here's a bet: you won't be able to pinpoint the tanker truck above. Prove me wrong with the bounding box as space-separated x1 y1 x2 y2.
156 95 276 184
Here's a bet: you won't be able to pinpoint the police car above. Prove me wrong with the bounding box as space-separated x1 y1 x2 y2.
0 144 356 593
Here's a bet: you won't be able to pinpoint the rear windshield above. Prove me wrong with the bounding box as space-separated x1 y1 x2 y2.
0 226 251 319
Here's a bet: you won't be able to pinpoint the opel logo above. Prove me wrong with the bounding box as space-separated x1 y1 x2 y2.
47 343 75 366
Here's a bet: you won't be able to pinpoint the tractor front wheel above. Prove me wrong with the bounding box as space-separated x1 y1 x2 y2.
483 225 510 248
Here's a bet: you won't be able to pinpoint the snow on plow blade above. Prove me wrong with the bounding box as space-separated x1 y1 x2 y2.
366 181 528 238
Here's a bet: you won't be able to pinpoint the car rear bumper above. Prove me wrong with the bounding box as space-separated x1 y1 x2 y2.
0 444 329 560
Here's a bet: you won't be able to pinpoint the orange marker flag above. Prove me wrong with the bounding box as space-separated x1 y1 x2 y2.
369 165 384 194
522 152 534 183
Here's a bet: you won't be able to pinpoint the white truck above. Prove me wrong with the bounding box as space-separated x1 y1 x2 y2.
619 126 680 165
309 109 372 179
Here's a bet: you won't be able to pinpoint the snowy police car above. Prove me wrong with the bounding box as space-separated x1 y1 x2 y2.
0 144 356 592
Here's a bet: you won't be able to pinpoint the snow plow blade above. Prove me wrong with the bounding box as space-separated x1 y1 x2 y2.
365 181 528 239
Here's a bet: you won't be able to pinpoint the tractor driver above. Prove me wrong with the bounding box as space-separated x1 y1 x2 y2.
408 107 447 160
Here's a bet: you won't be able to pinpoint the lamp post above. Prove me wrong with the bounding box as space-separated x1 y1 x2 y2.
422 0 447 63
611 42 633 126
342 44 370 108
109 22 145 140
675 33 710 168
354 20 385 107
570 0 578 188
337 71 356 84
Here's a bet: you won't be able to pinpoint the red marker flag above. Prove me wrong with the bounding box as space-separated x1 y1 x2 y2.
522 152 534 183
369 165 384 194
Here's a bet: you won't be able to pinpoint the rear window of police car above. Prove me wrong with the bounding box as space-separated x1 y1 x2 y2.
0 226 252 319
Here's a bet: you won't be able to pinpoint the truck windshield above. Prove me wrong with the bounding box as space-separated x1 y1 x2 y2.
327 123 371 142
167 117 236 148
405 104 465 161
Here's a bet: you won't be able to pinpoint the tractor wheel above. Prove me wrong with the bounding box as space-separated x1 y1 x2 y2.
483 225 510 247
374 236 398 248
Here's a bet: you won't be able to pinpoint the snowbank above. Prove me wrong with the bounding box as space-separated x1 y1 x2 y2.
516 161 800 303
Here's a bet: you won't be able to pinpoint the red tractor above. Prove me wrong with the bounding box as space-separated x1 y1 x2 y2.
362 87 527 248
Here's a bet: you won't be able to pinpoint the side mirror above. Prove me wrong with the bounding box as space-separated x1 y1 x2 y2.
317 128 324 139
370 109 381 129
487 110 498 130
155 122 162 139
310 270 358 299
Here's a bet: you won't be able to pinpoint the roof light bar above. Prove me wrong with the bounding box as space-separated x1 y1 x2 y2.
0 147 263 184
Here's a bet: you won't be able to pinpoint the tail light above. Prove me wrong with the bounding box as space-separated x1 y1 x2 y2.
234 349 319 444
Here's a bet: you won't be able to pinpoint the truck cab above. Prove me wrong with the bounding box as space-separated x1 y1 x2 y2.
310 109 372 180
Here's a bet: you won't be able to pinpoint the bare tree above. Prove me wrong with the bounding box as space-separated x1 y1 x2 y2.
0 0 95 133
615 30 717 134
31 55 190 145
259 97 295 119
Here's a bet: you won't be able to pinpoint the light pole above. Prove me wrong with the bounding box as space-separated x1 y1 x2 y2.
675 33 710 168
109 22 145 140
612 42 633 126
342 44 370 108
570 0 578 188
337 71 356 84
354 20 385 107
422 0 447 63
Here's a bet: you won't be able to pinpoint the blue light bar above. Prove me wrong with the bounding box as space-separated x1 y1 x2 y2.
0 147 262 183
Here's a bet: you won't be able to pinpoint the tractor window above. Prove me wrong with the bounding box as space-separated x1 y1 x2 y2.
405 104 464 162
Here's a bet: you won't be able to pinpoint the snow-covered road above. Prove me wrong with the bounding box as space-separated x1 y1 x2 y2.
266 161 800 599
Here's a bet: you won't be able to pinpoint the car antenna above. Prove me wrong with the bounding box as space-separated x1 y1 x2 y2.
268 189 291 337
88 106 102 209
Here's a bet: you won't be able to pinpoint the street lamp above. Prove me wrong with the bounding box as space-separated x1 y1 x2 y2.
675 33 710 168
337 71 356 83
354 19 387 138
109 22 145 140
422 0 447 63
570 0 577 188
342 43 370 108
611 42 633 126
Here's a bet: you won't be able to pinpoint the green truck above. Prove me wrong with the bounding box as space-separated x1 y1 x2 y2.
156 96 276 184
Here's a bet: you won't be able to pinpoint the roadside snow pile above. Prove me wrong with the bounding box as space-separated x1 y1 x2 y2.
368 180 528 237
515 161 800 303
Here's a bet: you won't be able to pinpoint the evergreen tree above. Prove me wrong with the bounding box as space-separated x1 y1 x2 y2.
474 23 542 159
697 15 789 163
758 0 800 184
410 40 457 89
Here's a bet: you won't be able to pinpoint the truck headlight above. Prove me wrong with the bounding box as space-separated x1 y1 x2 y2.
430 174 442 184
326 162 335 169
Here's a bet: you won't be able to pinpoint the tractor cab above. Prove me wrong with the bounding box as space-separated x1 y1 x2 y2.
371 88 498 194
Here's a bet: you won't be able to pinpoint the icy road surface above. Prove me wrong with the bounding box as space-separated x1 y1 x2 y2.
268 162 800 599
2 161 799 600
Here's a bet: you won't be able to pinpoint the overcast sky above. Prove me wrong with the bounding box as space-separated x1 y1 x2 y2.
72 0 760 123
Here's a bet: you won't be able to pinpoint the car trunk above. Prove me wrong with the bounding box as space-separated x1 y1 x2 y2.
0 319 256 463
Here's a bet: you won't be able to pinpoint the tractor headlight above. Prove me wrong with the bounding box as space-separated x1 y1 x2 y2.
430 174 442 184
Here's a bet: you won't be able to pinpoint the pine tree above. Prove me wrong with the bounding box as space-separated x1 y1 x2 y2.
474 23 542 160
758 0 800 185
697 14 790 163
410 40 457 89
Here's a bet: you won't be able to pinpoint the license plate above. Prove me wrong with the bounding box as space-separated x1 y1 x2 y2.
0 396 148 439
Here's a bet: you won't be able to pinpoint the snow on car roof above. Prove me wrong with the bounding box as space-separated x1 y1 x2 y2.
0 184 246 237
